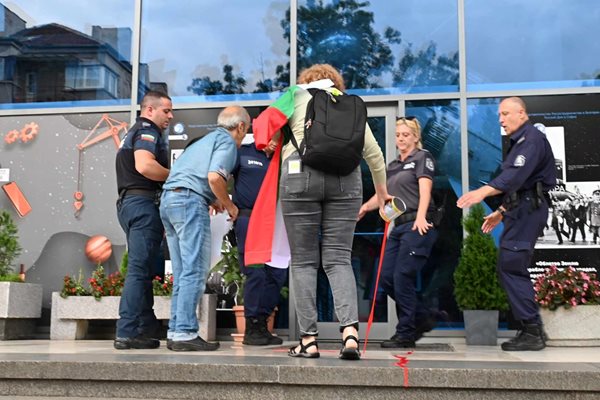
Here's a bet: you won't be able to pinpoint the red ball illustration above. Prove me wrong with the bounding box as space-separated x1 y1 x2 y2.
85 235 112 264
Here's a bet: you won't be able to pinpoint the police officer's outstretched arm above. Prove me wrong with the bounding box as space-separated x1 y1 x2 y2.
456 185 502 209
482 210 503 233
457 184 504 233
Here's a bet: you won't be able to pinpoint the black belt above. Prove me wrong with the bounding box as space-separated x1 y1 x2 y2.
395 210 435 225
122 188 160 198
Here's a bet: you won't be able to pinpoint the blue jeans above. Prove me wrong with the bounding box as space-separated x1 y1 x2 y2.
160 188 211 341
235 215 288 318
280 154 362 336
380 221 438 340
116 195 164 338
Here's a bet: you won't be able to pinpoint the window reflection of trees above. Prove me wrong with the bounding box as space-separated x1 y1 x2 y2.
189 0 458 96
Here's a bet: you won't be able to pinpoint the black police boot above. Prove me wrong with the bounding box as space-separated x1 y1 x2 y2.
380 333 416 349
258 315 283 345
501 323 546 351
540 323 549 344
243 317 270 346
414 316 437 341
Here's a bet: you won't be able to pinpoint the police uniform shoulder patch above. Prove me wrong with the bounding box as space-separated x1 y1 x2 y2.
514 154 526 167
425 158 435 172
140 133 157 143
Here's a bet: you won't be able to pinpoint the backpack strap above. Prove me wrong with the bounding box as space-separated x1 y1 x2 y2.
288 126 302 154
288 88 322 155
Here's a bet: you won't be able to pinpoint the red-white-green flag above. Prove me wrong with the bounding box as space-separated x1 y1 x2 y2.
244 86 301 266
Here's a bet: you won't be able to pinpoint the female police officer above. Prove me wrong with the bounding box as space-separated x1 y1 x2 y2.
359 116 439 348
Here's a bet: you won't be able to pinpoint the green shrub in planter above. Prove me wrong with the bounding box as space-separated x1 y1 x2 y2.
0 210 21 281
453 204 509 311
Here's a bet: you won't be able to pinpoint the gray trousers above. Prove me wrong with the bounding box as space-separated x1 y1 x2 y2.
280 154 363 336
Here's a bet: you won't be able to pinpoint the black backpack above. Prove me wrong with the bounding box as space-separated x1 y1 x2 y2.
289 88 367 176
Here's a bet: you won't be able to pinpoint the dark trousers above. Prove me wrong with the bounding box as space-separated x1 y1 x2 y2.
498 196 548 325
570 221 586 242
116 195 164 338
380 222 438 340
234 215 288 318
592 226 599 243
551 219 563 244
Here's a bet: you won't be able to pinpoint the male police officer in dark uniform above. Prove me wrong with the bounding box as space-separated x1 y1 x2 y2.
457 97 556 351
232 135 288 346
114 91 172 349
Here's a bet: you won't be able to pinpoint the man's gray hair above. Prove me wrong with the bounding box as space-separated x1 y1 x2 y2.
217 106 250 130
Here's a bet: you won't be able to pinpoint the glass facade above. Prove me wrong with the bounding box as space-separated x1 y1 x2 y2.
297 0 459 94
465 0 600 91
0 0 135 108
139 0 289 102
406 100 463 326
1 0 598 336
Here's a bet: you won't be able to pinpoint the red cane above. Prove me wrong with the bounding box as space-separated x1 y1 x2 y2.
362 221 390 355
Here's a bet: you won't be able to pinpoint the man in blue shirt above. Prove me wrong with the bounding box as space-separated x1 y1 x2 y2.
114 91 171 350
232 136 287 346
457 97 556 351
160 106 249 351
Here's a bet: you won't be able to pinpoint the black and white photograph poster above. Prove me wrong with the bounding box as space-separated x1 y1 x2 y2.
519 94 600 278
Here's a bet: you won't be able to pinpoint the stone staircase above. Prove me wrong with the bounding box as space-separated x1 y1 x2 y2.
1 346 599 400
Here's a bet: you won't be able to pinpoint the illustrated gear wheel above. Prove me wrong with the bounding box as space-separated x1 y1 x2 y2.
4 129 19 144
20 122 39 143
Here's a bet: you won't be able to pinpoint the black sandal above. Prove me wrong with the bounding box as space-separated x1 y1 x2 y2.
288 339 320 358
339 335 361 360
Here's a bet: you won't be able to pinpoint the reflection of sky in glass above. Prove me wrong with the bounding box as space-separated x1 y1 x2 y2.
0 0 135 108
3 0 134 35
140 0 288 99
299 0 458 94
372 0 458 83
406 101 462 194
4 0 599 101
467 99 503 189
466 0 600 89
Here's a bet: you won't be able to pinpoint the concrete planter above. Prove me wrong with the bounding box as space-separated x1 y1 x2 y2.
463 309 499 346
0 282 43 340
540 305 600 347
50 292 216 340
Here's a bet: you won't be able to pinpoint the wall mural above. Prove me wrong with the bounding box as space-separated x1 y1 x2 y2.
0 112 127 313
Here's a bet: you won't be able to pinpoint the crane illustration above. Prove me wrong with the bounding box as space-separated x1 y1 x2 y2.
74 114 128 217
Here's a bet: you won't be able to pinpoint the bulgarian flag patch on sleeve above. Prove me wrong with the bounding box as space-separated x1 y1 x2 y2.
140 133 156 143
